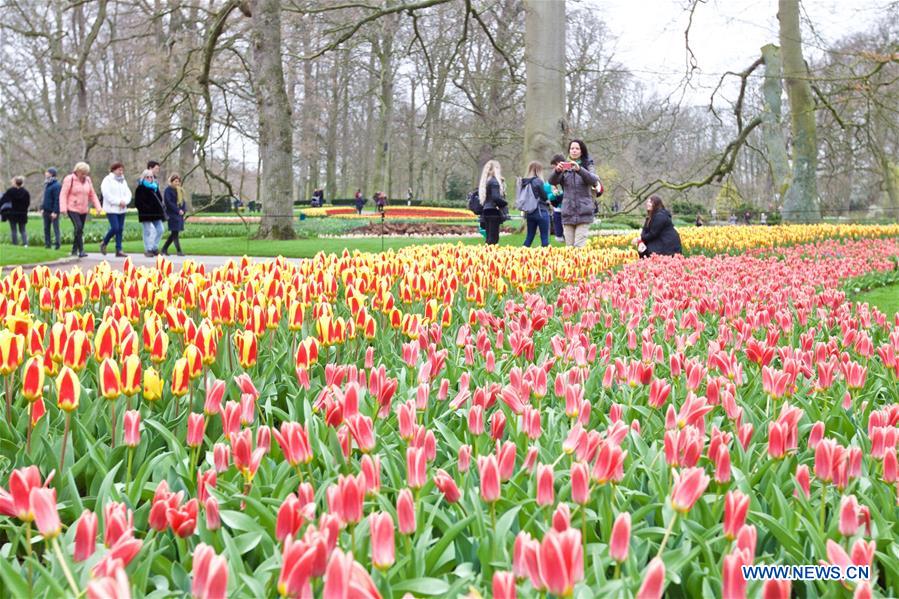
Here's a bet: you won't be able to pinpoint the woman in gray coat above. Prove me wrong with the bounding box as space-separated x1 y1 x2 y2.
548 139 599 248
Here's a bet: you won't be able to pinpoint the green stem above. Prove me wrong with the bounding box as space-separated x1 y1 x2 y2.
656 512 679 558
613 562 621 580
51 537 79 596
110 400 117 449
126 447 134 497
295 463 305 484
5 375 11 425
819 484 827 533
25 522 33 596
59 412 71 475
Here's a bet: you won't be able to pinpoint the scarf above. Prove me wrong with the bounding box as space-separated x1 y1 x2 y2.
114 174 125 183
45 177 57 187
140 179 158 192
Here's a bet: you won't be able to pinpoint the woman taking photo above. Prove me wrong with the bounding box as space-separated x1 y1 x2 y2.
60 162 101 257
633 195 683 258
161 173 186 256
519 161 550 248
134 169 166 257
478 160 506 246
548 140 600 248
99 162 131 257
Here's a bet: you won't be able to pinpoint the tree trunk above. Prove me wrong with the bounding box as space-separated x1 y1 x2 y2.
760 44 791 209
251 0 295 239
372 10 400 196
324 55 341 202
778 0 820 222
522 0 567 170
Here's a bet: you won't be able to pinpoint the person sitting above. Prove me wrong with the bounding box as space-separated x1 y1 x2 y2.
632 195 682 258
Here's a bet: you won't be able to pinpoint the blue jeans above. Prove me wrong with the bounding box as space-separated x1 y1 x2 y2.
523 208 550 247
102 213 126 252
142 220 164 252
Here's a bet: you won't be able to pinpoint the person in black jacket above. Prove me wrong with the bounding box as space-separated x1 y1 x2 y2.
478 160 506 245
1 176 30 246
161 173 186 256
134 169 166 257
520 161 550 248
41 168 61 249
633 195 682 258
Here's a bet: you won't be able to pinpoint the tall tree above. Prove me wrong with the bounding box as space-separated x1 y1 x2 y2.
250 0 294 238
522 0 566 170
778 0 820 222
760 44 790 205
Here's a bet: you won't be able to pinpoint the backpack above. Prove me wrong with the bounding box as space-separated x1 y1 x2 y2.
514 178 539 214
467 190 483 215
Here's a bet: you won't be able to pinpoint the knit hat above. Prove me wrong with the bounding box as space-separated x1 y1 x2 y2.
47 167 58 177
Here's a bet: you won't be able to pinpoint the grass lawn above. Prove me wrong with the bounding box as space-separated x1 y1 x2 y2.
0 245 70 267
853 283 899 318
118 232 541 258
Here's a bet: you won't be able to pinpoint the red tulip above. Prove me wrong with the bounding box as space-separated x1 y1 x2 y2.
167 497 199 538
21 356 44 402
121 354 142 397
637 557 666 599
62 330 90 372
191 543 228 599
56 366 81 412
322 548 381 599
670 467 709 513
537 528 583 597
536 464 554 507
492 571 517 599
30 487 60 539
230 429 265 482
368 511 395 570
73 509 98 562
278 535 316 597
477 455 501 503
123 410 140 447
592 441 626 484
609 512 630 563
397 488 416 535
723 490 750 540
99 358 122 400
187 413 206 448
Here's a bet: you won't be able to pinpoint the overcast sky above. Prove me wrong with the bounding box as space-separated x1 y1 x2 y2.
581 0 891 104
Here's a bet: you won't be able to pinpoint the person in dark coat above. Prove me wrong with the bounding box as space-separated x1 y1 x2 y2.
520 161 551 248
354 189 365 214
1 176 31 246
548 139 600 248
161 173 186 256
41 168 61 249
633 195 682 258
134 169 166 257
478 160 506 246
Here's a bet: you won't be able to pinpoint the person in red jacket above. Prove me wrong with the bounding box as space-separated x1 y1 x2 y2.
59 162 101 258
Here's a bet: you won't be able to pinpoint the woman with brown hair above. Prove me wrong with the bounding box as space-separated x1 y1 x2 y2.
633 195 682 258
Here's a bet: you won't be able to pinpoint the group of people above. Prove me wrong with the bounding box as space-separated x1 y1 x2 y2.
479 138 682 257
0 160 187 258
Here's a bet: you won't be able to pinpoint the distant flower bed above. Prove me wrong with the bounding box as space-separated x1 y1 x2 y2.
301 206 473 219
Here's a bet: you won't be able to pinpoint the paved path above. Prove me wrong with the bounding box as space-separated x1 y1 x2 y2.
12 253 255 273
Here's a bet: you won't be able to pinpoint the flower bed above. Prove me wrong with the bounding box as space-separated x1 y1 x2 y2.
301 206 474 219
1 238 899 597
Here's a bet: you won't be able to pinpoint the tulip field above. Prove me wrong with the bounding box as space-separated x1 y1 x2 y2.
2 226 899 599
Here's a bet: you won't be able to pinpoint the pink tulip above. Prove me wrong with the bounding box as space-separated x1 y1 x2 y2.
191 542 228 599
233 373 259 401
478 455 501 503
795 464 811 499
637 557 666 599
104 502 134 547
278 536 316 597
808 421 825 449
723 490 750 540
197 469 217 504
537 528 583 597
86 559 131 599
322 549 380 599
433 469 462 503
205 497 221 531
492 571 517 599
369 512 395 570
277 494 306 542
204 378 226 415
670 467 709 513
468 405 485 435
552 503 571 532
496 440 516 482
762 580 791 599
213 443 230 473
722 548 751 599
187 413 206 448
854 582 873 599
851 539 875 567
29 487 60 539
609 512 630 563
327 474 364 526
570 462 590 505
536 464 554 507
397 488 416 535
74 509 98 562
360 454 381 495
839 495 860 537
0 465 43 521
736 524 757 558
273 422 313 466
458 444 472 473
122 410 140 447
406 446 427 489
